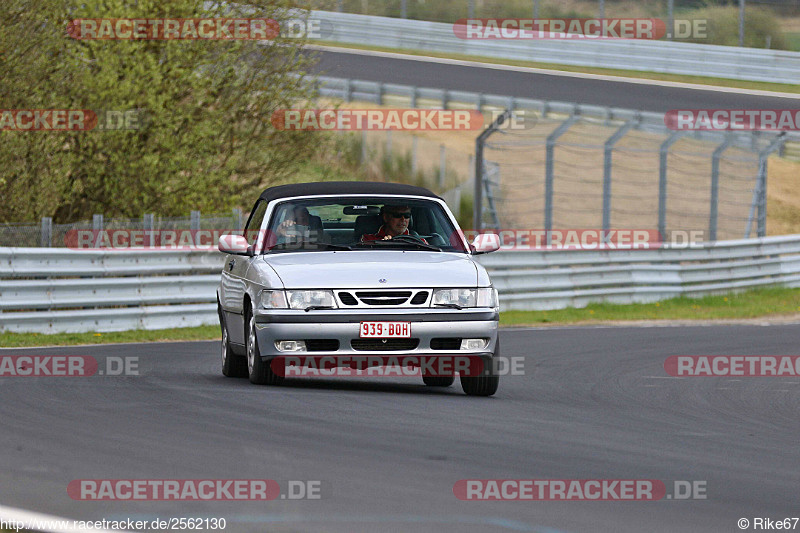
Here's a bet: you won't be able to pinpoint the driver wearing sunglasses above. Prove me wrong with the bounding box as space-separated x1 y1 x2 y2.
361 204 427 243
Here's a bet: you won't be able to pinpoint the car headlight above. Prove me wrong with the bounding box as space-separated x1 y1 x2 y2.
432 288 497 308
286 290 337 310
259 290 288 309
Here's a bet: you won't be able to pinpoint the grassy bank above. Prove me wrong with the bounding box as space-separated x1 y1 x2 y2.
2 287 800 347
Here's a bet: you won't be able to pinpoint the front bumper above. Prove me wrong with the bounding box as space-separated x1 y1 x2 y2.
253 308 498 358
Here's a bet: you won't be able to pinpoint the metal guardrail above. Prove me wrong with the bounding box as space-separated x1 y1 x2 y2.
3 236 800 333
312 10 800 84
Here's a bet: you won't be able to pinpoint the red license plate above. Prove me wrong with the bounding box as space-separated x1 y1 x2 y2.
359 322 411 338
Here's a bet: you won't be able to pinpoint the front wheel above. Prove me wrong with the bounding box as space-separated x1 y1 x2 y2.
220 307 247 378
246 309 283 386
460 339 500 397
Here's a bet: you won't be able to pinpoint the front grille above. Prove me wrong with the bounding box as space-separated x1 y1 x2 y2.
351 338 420 351
410 291 429 305
355 291 412 306
338 292 358 305
430 338 461 350
305 339 340 352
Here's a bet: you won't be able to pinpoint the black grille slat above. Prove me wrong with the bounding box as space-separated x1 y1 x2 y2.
355 291 412 306
305 339 340 351
410 291 429 304
351 338 420 351
338 292 358 305
431 338 461 350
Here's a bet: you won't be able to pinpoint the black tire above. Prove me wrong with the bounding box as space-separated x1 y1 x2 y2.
422 375 455 387
460 338 500 397
219 305 247 378
246 307 283 386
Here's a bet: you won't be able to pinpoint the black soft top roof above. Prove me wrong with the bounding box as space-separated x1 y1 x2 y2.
258 181 441 203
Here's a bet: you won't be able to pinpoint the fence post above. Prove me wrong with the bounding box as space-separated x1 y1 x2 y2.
143 213 155 248
602 117 639 232
545 115 580 237
92 214 103 232
361 129 367 165
474 110 510 232
658 131 683 240
40 217 52 247
439 144 446 188
411 136 418 176
709 134 735 241
190 210 200 231
755 134 786 238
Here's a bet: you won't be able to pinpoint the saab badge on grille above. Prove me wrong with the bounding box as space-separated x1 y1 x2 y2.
379 278 387 283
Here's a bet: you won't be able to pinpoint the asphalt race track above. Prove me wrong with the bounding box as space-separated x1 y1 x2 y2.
311 48 800 113
2 325 798 532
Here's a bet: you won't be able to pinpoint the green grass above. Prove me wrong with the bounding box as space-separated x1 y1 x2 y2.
3 287 800 347
785 32 800 52
501 287 800 326
313 41 800 95
0 325 221 348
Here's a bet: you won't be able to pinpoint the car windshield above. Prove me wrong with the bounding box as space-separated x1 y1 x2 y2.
262 196 468 253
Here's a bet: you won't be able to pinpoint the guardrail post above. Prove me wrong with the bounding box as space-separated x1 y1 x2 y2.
659 131 683 239
603 116 639 232
377 82 384 105
40 217 52 247
410 86 417 108
441 89 449 110
545 115 580 238
190 210 200 231
143 213 155 248
93 214 103 232
344 79 352 103
709 134 735 241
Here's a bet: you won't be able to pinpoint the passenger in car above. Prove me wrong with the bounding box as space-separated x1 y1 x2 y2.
275 206 329 244
361 205 427 243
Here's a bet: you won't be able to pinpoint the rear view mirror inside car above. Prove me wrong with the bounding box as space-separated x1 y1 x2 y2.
343 205 380 215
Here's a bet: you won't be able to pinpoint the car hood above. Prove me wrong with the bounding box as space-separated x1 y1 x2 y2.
262 251 478 289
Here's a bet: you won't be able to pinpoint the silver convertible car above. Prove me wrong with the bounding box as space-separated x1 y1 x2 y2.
217 181 501 396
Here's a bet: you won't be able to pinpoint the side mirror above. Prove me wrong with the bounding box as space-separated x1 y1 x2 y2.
218 234 252 255
471 232 500 254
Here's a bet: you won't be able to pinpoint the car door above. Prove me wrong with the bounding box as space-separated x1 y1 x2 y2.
221 199 267 345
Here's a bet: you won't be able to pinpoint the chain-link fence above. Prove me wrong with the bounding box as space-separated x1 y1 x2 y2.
0 209 244 248
473 112 781 241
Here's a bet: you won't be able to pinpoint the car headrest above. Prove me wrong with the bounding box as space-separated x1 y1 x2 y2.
354 214 383 241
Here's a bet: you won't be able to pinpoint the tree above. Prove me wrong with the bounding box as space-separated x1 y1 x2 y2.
0 0 321 222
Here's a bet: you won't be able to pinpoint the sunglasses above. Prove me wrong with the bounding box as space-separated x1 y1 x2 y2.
388 212 412 219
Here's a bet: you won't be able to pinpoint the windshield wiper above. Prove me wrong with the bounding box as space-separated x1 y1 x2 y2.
353 238 441 252
304 305 336 312
268 242 351 251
